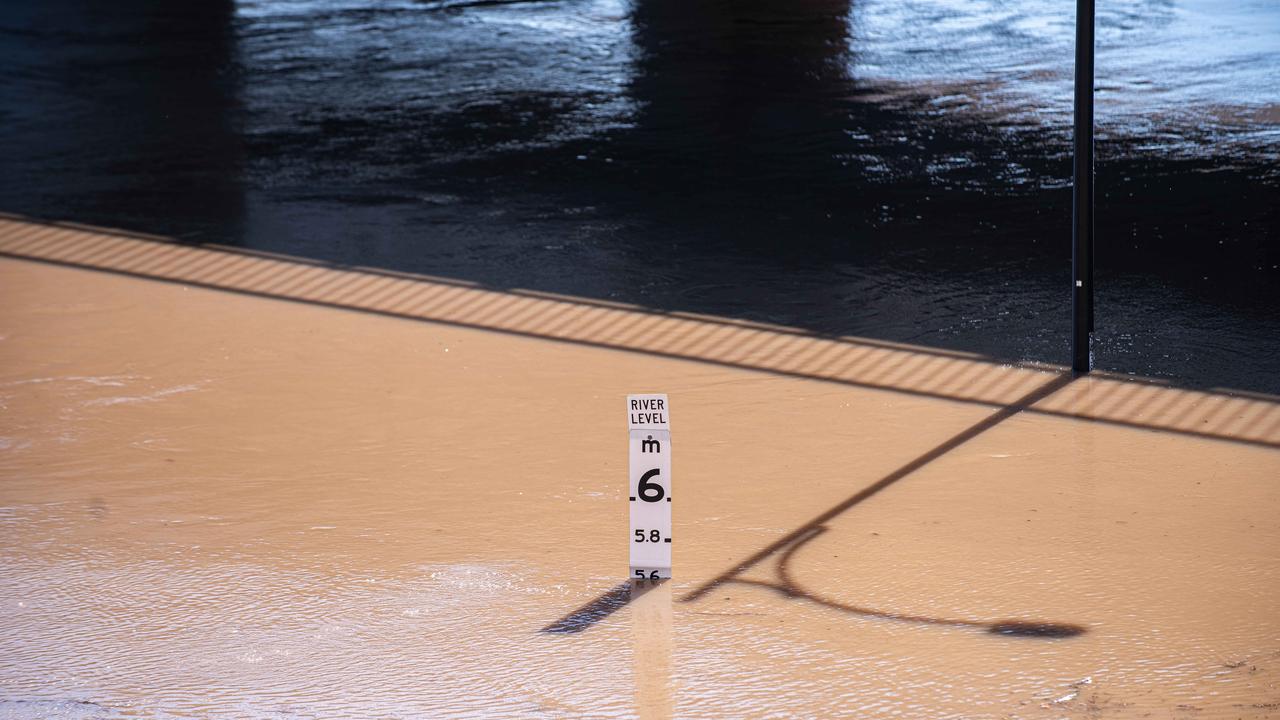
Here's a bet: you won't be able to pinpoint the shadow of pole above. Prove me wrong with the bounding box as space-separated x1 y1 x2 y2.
725 526 1085 638
543 374 1082 637
674 372 1086 637
683 372 1077 608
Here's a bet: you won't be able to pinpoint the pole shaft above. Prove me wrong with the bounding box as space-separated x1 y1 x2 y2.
1072 0 1095 373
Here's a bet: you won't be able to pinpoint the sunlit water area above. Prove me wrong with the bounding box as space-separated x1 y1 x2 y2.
1 0 1279 717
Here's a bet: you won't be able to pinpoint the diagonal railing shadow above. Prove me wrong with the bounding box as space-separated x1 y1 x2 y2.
547 373 1085 636
2 213 1277 451
2 214 1275 639
681 372 1075 602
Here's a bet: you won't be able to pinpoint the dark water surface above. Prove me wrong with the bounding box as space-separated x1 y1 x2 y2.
2 0 1277 392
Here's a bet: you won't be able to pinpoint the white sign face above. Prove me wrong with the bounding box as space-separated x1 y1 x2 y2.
628 394 671 579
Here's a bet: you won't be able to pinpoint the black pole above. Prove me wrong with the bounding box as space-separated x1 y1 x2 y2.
1072 0 1095 373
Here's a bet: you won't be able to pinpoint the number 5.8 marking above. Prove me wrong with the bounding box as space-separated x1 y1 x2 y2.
634 529 662 543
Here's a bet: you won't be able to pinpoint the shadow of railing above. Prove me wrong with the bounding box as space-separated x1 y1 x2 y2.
3 213 1276 639
546 372 1088 637
678 372 1086 638
3 213 1278 452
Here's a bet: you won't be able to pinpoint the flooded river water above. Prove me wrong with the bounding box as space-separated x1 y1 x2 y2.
1 0 1278 391
1 0 1279 717
1 219 1278 718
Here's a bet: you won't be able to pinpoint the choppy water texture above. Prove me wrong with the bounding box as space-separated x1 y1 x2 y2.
0 0 1277 391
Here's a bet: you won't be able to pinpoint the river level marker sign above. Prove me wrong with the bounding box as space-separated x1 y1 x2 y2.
628 394 672 579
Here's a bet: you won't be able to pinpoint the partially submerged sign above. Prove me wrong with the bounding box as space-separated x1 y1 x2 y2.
628 394 672 579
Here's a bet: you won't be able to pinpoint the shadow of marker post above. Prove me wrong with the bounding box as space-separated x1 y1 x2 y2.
541 582 634 634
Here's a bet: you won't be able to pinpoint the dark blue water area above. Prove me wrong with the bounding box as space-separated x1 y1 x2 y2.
1 0 1277 392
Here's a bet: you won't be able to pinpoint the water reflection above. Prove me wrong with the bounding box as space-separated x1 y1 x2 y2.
0 0 243 239
847 0 1280 150
630 580 673 720
0 0 1276 391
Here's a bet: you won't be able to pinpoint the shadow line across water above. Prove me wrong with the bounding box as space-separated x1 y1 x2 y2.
2 214 1276 451
544 373 1086 638
0 214 1273 639
541 579 671 634
728 526 1085 639
541 581 636 634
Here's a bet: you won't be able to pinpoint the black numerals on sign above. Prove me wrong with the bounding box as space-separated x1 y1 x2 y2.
637 468 665 503
634 570 660 580
634 529 665 543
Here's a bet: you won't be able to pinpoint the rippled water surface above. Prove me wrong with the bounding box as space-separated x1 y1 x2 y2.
1 0 1277 391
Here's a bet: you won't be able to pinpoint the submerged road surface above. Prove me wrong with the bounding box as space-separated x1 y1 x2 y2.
1 221 1278 718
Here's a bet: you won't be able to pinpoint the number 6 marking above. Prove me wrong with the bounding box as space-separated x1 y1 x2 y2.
637 468 665 503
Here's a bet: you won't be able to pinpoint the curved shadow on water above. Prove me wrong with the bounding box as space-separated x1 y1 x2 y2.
680 372 1088 639
0 217 1258 641
726 526 1085 639
540 372 1090 637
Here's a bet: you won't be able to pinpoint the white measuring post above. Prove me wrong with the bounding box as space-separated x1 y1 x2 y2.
628 393 672 580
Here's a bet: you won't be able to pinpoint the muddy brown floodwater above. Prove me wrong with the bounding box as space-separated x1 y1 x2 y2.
1 217 1279 718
